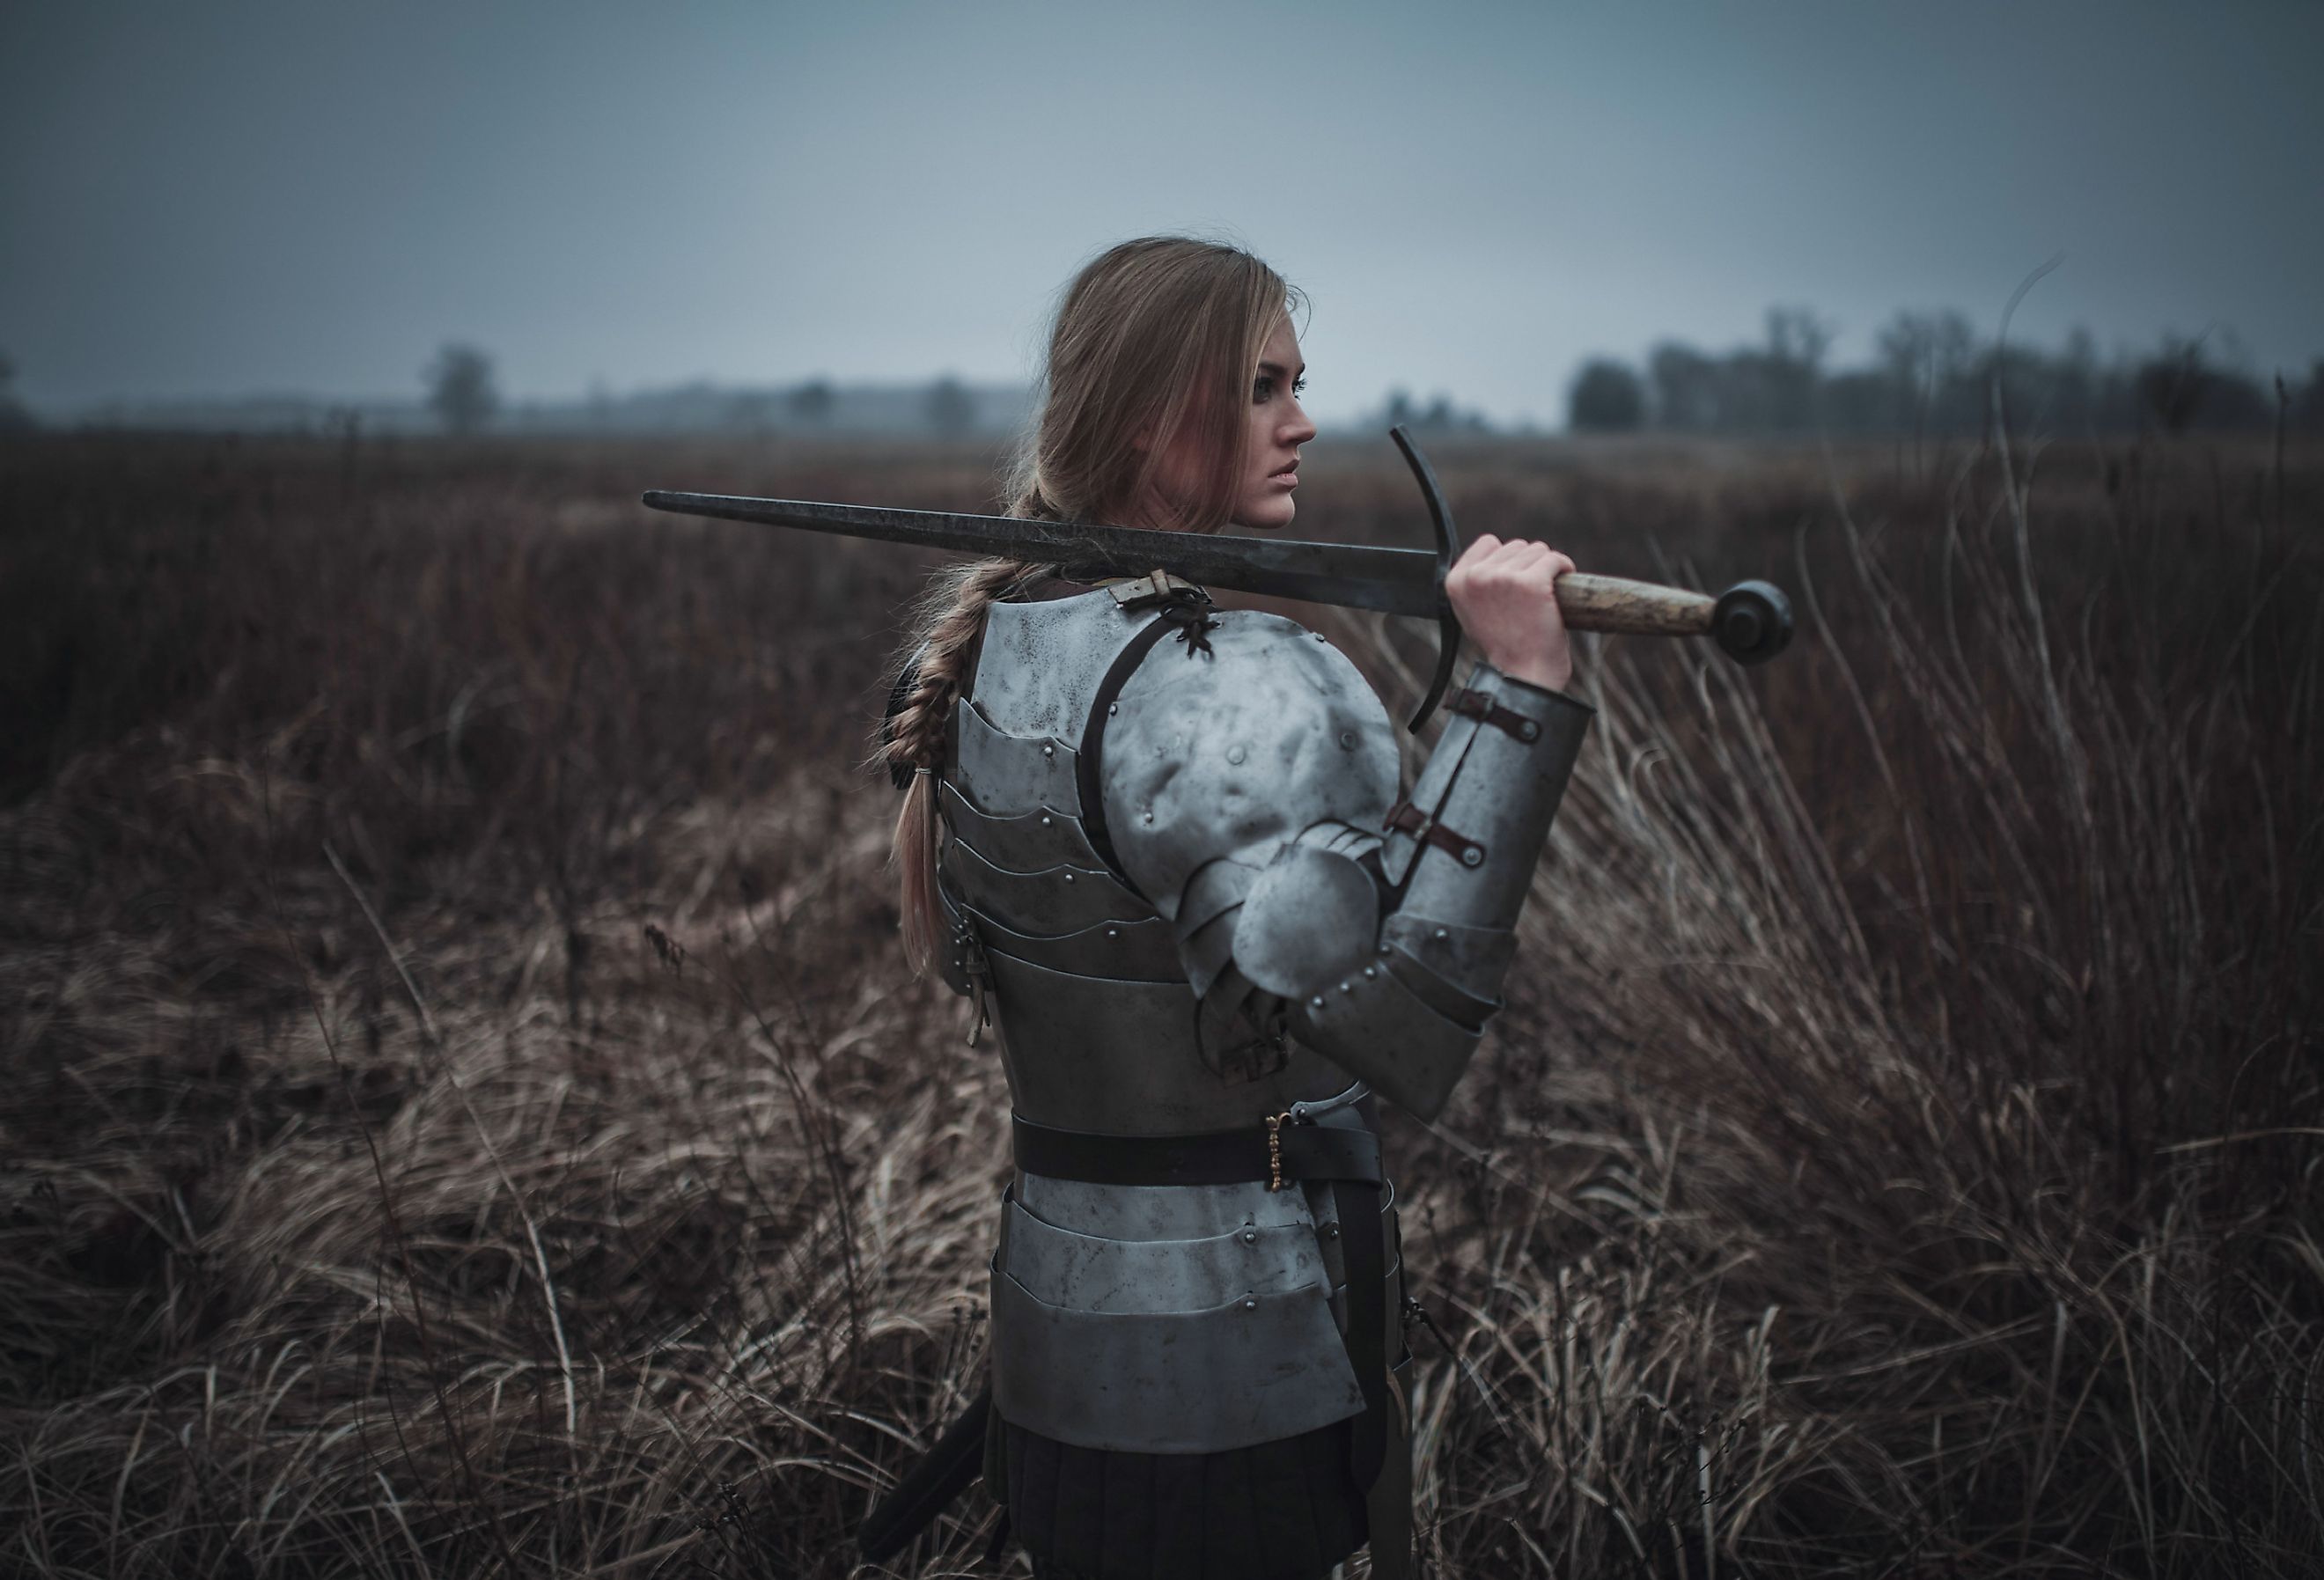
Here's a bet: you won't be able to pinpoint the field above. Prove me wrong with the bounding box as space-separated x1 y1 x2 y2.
2 426 2319 1577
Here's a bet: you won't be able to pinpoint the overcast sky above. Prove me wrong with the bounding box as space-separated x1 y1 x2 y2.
4 1 2320 426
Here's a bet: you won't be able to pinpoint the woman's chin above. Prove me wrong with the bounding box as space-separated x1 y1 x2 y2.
1234 499 1297 532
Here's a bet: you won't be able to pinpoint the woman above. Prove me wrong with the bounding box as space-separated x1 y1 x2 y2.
876 237 1592 1579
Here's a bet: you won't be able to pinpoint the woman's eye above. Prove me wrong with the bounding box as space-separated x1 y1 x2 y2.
1291 376 1307 397
1253 376 1275 402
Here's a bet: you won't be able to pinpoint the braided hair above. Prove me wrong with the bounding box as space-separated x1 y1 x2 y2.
876 554 1043 972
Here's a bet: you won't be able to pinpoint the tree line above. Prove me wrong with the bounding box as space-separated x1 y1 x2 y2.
1567 308 2324 438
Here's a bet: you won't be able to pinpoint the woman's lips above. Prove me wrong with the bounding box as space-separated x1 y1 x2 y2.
1268 463 1299 488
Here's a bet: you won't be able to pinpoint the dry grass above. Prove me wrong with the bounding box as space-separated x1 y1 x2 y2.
0 428 2317 1577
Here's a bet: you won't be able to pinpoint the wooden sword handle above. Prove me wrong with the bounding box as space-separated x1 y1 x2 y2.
1553 572 1715 636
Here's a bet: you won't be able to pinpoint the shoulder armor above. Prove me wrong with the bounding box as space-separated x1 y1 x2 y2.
1097 613 1400 920
970 590 1145 740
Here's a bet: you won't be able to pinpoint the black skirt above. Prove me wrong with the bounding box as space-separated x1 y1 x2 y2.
989 1412 1368 1580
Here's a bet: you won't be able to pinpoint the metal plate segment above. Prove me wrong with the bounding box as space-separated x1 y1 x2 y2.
938 779 1108 873
970 589 1141 741
1399 666 1593 925
1291 955 1482 1122
941 837 1148 936
983 949 1355 1135
943 888 1181 982
953 699 1080 816
998 1194 1331 1313
989 1264 1365 1453
1013 1174 1312 1240
1232 842 1384 998
1380 911 1518 1002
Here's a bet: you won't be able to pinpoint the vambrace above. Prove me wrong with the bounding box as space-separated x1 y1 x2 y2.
1183 665 1593 1119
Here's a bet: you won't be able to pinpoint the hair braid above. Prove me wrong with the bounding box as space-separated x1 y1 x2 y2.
881 555 1043 973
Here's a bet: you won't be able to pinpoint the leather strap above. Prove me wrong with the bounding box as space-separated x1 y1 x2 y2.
1010 1113 1382 1187
1335 1174 1388 1489
1445 687 1545 743
1383 800 1486 868
1074 614 1183 897
857 1384 993 1561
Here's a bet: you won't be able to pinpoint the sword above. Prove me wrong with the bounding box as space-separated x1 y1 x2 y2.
643 426 1792 731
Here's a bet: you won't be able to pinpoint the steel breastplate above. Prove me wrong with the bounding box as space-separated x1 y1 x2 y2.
937 587 1352 1137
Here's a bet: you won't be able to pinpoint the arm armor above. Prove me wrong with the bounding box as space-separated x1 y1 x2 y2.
1099 613 1593 1120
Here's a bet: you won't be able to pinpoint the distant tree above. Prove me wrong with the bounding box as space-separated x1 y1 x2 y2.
0 351 32 432
2045 326 2101 431
1753 306 1833 431
727 391 778 433
1648 342 1720 430
1378 388 1489 434
2298 359 2324 433
1566 359 1645 432
2136 336 2217 435
1764 305 1834 371
788 378 835 426
425 343 498 435
925 376 977 437
1818 371 1895 433
1876 310 1978 433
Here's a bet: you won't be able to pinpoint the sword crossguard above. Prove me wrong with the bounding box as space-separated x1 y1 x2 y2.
1386 424 1464 734
1386 427 1795 734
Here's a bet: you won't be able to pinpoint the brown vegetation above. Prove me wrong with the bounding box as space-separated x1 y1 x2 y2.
1 427 2318 1576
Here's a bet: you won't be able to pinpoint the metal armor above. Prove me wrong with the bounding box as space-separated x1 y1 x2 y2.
935 574 1592 1461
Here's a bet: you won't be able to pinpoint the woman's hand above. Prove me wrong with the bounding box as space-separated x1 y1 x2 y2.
1444 534 1576 694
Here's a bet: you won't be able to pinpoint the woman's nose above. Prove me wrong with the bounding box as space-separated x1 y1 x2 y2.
1282 403 1318 445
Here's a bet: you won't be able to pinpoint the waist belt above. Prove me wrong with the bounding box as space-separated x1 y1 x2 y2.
1010 1110 1383 1190
1008 1106 1394 1491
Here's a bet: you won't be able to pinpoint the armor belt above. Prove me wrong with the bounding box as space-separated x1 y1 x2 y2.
1010 1110 1394 1491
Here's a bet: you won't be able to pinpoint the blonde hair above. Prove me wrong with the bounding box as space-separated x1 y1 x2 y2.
877 237 1301 972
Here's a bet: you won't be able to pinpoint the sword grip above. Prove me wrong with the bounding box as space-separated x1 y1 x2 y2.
1554 573 1715 636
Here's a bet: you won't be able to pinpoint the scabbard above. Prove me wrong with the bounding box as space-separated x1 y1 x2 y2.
857 1383 992 1563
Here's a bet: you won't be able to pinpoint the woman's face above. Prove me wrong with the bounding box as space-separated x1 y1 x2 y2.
1149 313 1317 531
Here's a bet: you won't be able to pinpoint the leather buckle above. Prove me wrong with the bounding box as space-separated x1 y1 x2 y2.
1446 687 1543 743
1383 800 1487 869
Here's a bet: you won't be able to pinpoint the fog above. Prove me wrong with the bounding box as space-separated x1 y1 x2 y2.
4 0 2320 427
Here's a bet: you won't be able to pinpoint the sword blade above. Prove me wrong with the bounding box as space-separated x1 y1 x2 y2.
640 490 1445 620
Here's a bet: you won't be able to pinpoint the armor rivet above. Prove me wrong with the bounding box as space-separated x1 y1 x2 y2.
1041 744 1054 758
1313 634 1327 643
1339 981 1353 993
1040 814 1052 827
1242 1229 1258 1246
1143 812 1154 824
1242 1295 1259 1311
1064 872 1076 884
1324 1223 1340 1239
1379 943 1393 956
1106 927 1119 939
1434 928 1449 940
1310 995 1325 1008
1461 847 1483 867
1339 731 1355 749
1108 702 1118 717
1226 744 1246 765
1363 966 1376 979
1521 720 1541 741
